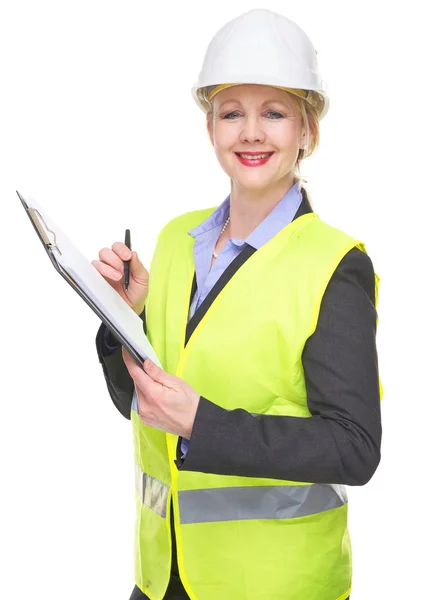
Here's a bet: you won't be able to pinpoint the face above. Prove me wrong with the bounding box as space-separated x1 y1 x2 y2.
207 84 307 193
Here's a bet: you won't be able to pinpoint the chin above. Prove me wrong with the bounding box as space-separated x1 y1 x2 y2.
236 177 275 190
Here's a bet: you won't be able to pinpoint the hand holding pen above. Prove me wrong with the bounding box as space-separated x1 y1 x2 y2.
91 228 150 316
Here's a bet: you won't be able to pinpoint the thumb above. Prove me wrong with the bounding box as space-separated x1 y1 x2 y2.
144 360 175 386
130 251 149 283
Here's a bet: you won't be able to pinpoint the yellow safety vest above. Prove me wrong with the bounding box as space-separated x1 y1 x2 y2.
131 209 381 600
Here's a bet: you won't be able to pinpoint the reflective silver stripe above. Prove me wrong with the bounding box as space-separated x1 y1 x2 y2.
135 464 170 518
178 484 347 525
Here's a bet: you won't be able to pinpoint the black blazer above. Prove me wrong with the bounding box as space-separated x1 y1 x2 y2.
96 188 381 486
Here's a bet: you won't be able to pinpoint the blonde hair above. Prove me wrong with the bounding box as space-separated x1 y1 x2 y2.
205 86 321 201
284 91 320 187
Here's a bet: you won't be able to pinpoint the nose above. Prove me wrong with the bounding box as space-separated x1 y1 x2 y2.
239 114 266 144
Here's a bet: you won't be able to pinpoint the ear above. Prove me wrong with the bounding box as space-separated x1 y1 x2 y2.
206 111 214 146
302 114 315 149
300 121 314 150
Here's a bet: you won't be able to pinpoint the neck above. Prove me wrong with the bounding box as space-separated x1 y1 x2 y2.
228 175 297 239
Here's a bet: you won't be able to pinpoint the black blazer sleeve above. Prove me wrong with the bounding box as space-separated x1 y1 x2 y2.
176 247 382 486
95 308 147 419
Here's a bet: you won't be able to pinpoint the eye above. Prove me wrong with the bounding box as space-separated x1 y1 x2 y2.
266 111 284 119
223 111 240 120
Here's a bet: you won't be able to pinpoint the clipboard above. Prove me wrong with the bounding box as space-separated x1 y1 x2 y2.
16 190 161 370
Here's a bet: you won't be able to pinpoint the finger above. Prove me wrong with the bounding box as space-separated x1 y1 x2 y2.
92 259 123 282
143 360 177 390
135 389 157 428
112 241 132 262
128 251 149 284
98 247 125 273
122 348 151 383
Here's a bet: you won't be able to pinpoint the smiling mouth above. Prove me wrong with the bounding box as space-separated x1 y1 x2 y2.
234 152 275 167
235 152 275 159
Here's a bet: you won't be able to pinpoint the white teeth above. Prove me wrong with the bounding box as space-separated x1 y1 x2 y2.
238 153 272 159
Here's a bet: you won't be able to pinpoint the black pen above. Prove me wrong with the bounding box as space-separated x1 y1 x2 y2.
124 229 131 291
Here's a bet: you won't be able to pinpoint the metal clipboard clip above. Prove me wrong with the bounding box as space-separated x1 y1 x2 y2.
28 207 62 255
16 190 62 256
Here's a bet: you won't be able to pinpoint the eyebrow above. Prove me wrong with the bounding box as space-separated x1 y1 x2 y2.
218 98 291 110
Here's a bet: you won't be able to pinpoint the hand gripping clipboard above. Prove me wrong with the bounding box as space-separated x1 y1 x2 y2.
16 190 161 370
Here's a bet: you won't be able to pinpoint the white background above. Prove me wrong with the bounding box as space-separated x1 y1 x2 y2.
1 1 427 598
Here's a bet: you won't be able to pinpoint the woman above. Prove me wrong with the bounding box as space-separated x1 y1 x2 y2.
94 8 381 600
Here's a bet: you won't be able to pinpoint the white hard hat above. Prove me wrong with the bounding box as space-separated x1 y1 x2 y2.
192 9 329 120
